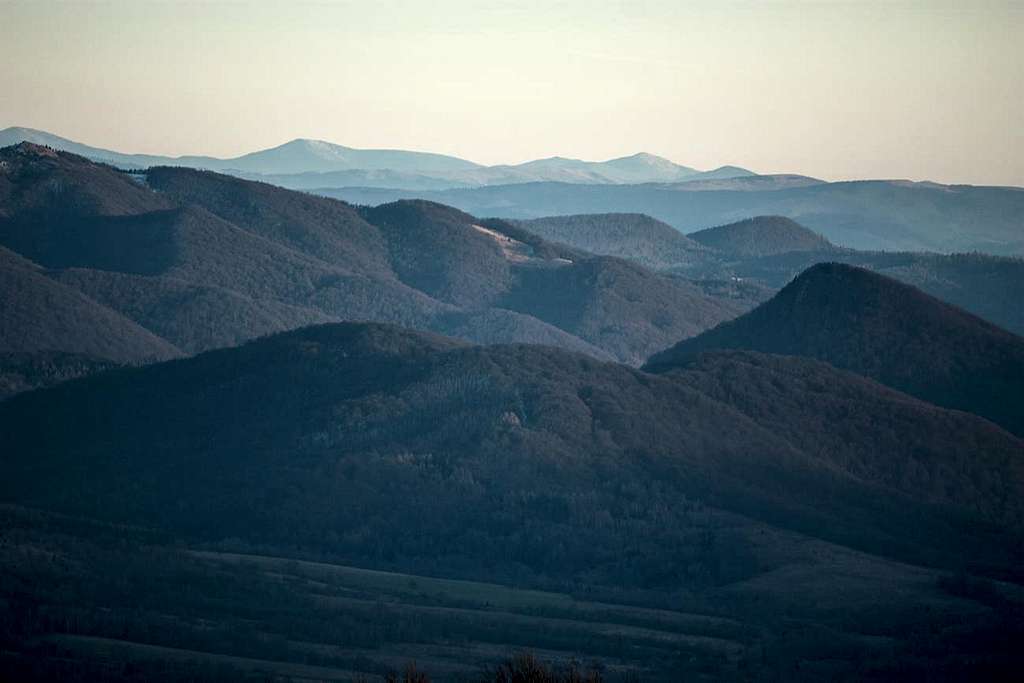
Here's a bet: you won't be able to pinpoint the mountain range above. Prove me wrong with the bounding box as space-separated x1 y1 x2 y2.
518 213 1024 337
0 143 761 400
0 126 754 190
5 143 1024 403
6 127 1022 257
4 135 1024 680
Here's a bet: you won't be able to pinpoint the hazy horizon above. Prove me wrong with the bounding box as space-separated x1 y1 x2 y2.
2 0 1022 186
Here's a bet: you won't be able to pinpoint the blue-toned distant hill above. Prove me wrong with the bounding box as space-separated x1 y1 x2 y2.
688 215 835 258
0 126 481 176
8 127 1021 255
516 213 711 270
0 127 754 189
319 178 1024 255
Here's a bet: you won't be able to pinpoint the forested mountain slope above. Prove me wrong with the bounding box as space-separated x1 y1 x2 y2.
688 215 835 257
513 212 1024 336
516 213 709 270
647 263 1024 435
0 143 748 377
704 248 1024 337
2 322 1021 585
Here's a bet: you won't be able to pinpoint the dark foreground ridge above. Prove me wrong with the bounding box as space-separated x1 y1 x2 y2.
2 320 1023 679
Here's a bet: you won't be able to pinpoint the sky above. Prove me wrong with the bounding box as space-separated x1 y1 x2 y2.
1 0 1022 185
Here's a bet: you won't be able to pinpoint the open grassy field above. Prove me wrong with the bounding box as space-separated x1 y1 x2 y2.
0 506 748 681
41 635 366 682
3 504 1022 681
190 550 744 637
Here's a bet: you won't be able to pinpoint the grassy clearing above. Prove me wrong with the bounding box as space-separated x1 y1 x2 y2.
42 634 371 682
190 550 741 636
312 594 743 654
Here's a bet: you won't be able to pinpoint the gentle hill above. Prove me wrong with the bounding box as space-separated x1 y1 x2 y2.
517 213 708 270
218 138 483 175
688 215 835 258
592 151 706 182
504 153 700 184
646 263 1024 435
0 127 205 169
0 128 481 176
360 200 520 308
689 165 757 181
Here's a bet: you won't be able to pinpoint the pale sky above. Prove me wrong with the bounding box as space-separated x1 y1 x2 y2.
1 0 1022 185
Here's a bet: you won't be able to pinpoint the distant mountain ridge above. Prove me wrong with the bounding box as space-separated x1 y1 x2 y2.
321 180 1024 255
0 126 754 189
0 127 482 175
8 127 1022 256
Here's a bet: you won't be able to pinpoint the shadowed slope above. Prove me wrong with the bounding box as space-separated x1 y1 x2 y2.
0 246 181 363
0 351 119 401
